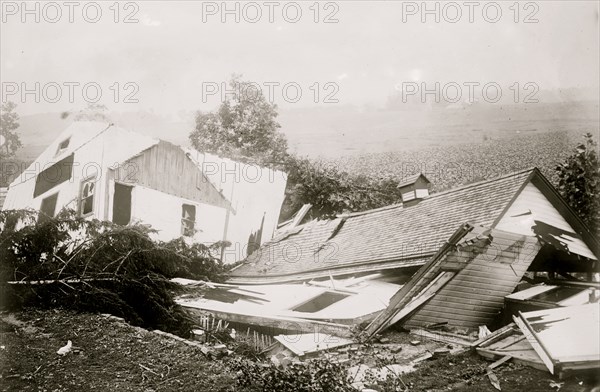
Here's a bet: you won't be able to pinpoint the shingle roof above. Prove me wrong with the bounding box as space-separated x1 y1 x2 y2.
229 168 535 283
397 173 430 188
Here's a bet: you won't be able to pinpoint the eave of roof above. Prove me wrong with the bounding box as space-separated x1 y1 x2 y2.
229 168 538 282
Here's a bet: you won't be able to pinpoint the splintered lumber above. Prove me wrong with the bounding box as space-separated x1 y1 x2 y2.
513 304 600 376
471 323 517 348
411 328 474 347
361 223 474 339
488 355 512 370
475 325 547 372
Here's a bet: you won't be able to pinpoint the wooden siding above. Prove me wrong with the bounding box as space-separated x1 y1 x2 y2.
404 231 541 329
496 182 596 260
111 141 230 210
0 187 7 209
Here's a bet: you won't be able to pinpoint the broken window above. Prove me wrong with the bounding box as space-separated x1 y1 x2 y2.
79 177 96 217
181 204 196 237
529 286 587 303
112 183 133 225
55 138 70 156
33 154 74 198
291 291 349 313
38 193 59 223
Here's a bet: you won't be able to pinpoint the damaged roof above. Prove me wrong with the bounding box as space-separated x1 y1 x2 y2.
229 168 599 284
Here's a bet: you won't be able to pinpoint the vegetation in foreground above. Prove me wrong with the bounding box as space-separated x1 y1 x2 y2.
0 209 229 337
2 308 596 392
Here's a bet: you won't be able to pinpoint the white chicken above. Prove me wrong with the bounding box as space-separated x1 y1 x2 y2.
57 340 72 355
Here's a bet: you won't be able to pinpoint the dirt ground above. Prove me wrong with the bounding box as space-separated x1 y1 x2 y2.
1 309 598 392
0 309 237 392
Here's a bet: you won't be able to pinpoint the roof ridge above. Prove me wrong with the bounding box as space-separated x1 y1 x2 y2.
336 167 536 219
424 166 537 200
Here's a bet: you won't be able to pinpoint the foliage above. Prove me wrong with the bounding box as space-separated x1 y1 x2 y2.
555 133 600 234
0 101 22 159
284 157 403 219
190 75 289 166
61 103 113 122
231 357 357 392
229 336 265 360
189 75 405 220
0 209 228 336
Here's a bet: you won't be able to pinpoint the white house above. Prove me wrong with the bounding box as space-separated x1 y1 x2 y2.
2 121 287 262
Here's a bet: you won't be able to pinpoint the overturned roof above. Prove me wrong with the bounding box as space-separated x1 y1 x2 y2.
229 168 599 284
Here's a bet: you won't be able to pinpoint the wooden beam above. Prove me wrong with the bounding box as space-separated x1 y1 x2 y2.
361 223 474 339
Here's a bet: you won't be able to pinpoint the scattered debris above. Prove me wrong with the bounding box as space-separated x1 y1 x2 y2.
478 325 491 339
487 369 502 390
513 303 600 376
488 355 512 371
56 340 72 355
432 348 451 358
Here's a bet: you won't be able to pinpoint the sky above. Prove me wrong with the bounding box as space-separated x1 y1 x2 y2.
1 0 599 116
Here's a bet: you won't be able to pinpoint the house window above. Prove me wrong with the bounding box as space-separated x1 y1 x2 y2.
181 204 196 237
112 183 133 226
33 153 74 198
55 138 70 156
38 193 59 224
79 177 96 217
291 291 349 313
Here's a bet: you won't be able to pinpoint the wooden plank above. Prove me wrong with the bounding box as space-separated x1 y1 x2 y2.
472 323 517 348
477 347 548 372
386 292 435 326
494 334 526 350
185 307 353 338
488 355 512 370
360 223 474 339
513 314 555 374
411 329 474 347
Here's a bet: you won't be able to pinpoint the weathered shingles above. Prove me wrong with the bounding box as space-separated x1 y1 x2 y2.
232 169 533 278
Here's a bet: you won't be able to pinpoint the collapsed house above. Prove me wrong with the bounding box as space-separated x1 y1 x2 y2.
177 167 599 374
1 121 287 262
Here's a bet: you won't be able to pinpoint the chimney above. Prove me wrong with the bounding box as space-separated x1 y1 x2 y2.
398 173 431 206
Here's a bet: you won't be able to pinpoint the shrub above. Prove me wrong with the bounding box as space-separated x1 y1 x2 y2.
231 357 357 392
0 208 228 336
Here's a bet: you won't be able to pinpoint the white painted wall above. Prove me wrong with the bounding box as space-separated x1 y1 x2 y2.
2 122 158 220
127 184 227 244
496 182 596 260
187 151 288 263
4 122 287 262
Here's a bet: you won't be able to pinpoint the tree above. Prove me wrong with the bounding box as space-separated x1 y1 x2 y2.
61 103 112 122
190 76 289 166
555 133 600 234
189 76 404 220
0 101 21 159
284 157 403 219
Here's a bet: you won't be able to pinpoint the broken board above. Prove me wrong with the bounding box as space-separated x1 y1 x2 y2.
475 326 547 372
513 304 600 375
274 333 353 356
